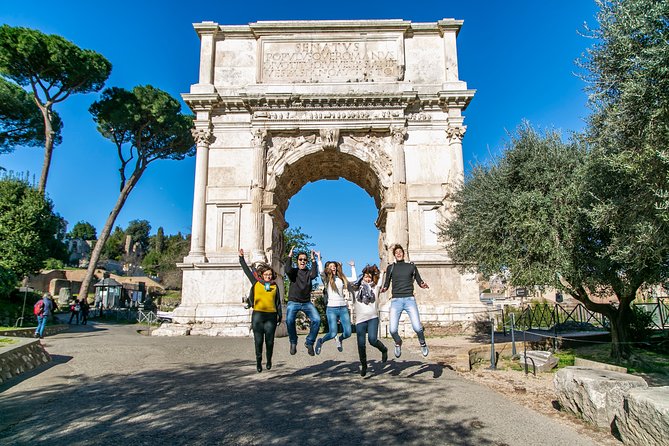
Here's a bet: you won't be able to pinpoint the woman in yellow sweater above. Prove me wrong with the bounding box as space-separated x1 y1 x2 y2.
239 249 283 373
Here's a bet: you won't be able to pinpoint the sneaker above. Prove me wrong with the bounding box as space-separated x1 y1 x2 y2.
315 338 323 355
381 349 388 363
306 343 315 356
394 344 402 358
290 343 297 355
420 343 429 357
336 336 343 352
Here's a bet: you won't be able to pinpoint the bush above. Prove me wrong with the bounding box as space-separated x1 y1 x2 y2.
629 305 655 342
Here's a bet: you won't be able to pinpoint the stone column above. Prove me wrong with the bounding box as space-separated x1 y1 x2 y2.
390 125 409 249
250 129 268 262
446 125 466 185
186 125 214 262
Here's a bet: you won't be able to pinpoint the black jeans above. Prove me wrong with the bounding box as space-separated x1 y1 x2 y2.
252 311 278 365
68 310 80 324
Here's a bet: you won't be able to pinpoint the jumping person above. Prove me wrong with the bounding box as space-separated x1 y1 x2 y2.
314 255 356 355
239 249 282 373
381 244 430 358
351 264 388 376
284 246 320 356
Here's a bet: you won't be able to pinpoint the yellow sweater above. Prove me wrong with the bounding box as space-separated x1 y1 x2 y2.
253 282 277 313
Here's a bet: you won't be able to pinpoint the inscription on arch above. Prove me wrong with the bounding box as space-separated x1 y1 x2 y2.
259 35 404 83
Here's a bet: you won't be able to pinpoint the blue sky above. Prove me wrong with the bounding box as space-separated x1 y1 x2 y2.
1 1 599 270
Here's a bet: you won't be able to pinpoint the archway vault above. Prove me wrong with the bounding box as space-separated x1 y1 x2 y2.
267 130 394 219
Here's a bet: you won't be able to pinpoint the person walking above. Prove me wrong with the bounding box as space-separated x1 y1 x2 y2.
80 299 90 325
34 293 53 339
381 244 430 358
284 246 320 356
68 298 81 324
239 249 282 373
315 256 356 355
351 264 388 376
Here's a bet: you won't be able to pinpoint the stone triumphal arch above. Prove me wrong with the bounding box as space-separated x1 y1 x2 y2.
155 19 481 336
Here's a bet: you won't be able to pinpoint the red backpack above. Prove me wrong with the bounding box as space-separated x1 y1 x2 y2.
33 300 45 316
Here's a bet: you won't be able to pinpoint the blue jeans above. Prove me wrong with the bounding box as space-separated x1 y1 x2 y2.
286 301 321 346
389 296 425 345
356 317 380 348
320 306 352 343
35 315 48 337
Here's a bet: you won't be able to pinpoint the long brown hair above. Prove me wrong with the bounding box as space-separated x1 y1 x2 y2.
324 261 348 291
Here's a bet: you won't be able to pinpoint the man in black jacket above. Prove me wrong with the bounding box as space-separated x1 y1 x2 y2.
381 244 429 358
284 246 320 355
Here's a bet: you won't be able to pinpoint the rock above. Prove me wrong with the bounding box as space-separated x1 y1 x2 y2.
614 386 669 446
553 366 648 428
518 350 558 372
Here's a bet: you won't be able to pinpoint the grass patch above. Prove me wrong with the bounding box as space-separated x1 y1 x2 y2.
553 350 575 368
561 344 669 376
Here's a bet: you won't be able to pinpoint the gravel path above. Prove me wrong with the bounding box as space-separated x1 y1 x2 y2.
0 321 599 446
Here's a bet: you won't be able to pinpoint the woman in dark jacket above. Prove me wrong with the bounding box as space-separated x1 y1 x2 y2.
239 249 282 373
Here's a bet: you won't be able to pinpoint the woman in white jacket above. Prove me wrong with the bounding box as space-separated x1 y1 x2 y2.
315 253 356 355
351 264 388 376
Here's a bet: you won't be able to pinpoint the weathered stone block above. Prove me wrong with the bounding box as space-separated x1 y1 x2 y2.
614 386 669 446
553 366 648 428
518 350 558 373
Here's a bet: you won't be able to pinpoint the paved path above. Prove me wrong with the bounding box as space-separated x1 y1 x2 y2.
0 321 597 446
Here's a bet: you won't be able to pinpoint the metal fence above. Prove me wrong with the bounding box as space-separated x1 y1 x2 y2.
507 298 669 333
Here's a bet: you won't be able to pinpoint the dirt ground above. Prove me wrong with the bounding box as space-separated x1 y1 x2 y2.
454 368 621 446
429 344 623 446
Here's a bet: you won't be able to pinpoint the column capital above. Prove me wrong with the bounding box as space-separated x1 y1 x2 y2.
252 129 269 148
446 125 467 141
191 127 215 146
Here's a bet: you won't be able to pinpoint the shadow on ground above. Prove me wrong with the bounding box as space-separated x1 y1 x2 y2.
0 358 501 446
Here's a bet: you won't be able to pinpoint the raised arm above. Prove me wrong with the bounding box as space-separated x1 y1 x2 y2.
317 253 326 283
238 249 256 283
347 260 357 282
284 248 295 276
308 249 318 279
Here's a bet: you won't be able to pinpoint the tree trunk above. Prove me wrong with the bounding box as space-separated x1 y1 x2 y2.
37 105 54 193
77 169 144 299
608 306 632 361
